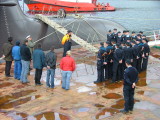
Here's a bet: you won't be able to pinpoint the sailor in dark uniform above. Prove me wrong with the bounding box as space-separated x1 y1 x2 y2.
131 41 139 69
123 42 133 69
120 59 138 114
104 41 113 80
136 34 142 41
139 31 143 36
122 30 127 43
107 30 112 43
124 30 131 42
136 39 144 73
111 40 116 51
94 42 106 83
112 44 124 83
117 31 122 44
142 38 150 71
111 28 118 43
131 31 137 40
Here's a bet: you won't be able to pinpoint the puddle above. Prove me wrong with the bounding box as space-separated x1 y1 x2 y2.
0 95 41 109
111 99 140 109
0 82 14 88
0 90 37 105
77 86 92 93
7 112 28 119
137 91 145 95
76 107 90 113
7 111 70 120
136 78 147 86
32 112 70 120
89 92 97 95
105 81 123 90
86 82 96 87
94 104 105 108
102 93 122 99
95 108 119 119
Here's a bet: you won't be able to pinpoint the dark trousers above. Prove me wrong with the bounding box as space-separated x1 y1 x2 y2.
35 69 42 84
108 62 113 79
123 85 135 111
63 43 71 57
132 58 138 69
142 57 148 71
97 67 104 82
104 64 109 79
5 61 12 76
112 62 123 82
137 58 142 73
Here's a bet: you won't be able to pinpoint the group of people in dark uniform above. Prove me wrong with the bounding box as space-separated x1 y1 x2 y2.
95 28 150 114
94 28 150 84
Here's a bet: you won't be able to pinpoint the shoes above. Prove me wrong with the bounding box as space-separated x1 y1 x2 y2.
120 109 129 114
94 81 101 84
110 81 115 83
22 81 30 84
36 83 43 86
6 75 13 77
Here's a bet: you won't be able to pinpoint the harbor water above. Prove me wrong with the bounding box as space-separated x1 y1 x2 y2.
78 0 160 32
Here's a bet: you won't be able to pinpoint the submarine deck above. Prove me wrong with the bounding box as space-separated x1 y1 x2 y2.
0 46 160 120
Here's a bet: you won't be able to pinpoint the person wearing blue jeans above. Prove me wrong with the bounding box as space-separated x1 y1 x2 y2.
20 60 30 83
62 71 72 90
60 51 76 90
20 40 31 83
46 69 55 88
12 41 22 80
45 47 57 88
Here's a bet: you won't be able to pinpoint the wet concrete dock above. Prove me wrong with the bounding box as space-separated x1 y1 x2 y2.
0 47 160 120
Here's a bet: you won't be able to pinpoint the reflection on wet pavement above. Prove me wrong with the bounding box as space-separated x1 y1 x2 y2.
102 93 122 99
0 82 14 88
95 108 119 119
0 48 160 120
94 104 105 108
0 90 37 105
111 99 140 109
7 111 70 120
0 95 41 109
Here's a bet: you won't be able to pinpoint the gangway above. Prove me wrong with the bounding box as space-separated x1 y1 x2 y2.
35 14 99 53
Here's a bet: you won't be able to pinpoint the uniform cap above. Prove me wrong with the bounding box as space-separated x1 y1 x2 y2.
26 35 31 39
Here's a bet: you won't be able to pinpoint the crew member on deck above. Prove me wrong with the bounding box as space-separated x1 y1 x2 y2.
142 38 150 71
62 30 72 57
107 30 112 43
94 42 106 83
120 59 138 114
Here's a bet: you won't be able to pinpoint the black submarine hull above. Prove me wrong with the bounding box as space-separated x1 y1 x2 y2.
0 0 125 56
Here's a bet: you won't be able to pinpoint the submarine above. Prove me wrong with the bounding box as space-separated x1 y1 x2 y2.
0 0 125 56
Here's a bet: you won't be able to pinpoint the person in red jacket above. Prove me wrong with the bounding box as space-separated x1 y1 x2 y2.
60 51 76 90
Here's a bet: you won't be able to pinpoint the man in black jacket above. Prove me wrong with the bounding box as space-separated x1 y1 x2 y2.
120 59 138 114
142 39 150 71
107 30 112 43
2 37 13 77
117 31 122 44
111 28 118 42
112 44 124 83
20 40 31 83
94 43 106 83
131 41 139 69
46 47 57 88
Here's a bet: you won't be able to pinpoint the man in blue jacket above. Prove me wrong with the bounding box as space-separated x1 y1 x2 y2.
33 44 46 85
12 41 22 80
